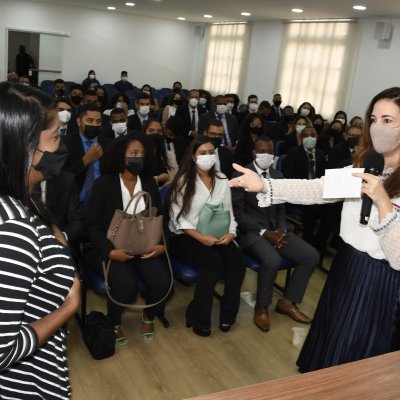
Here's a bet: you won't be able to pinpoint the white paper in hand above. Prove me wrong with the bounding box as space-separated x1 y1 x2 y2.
323 168 364 199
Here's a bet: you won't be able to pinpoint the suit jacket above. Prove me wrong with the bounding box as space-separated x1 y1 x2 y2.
84 173 162 261
46 171 84 244
198 110 239 145
165 136 188 165
231 162 287 249
175 105 206 137
327 141 353 169
126 113 157 132
284 145 326 179
268 106 285 122
63 132 111 193
217 146 234 179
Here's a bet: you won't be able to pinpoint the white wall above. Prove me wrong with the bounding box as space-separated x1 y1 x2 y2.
0 0 203 89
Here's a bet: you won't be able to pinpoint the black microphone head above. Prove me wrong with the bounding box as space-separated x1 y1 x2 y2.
363 152 384 174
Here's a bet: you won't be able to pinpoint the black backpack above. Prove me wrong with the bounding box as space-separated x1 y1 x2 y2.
83 311 116 360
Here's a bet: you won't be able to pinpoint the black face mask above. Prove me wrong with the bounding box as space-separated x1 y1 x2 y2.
314 124 323 134
250 126 263 136
84 125 101 139
173 87 181 93
329 128 342 138
55 89 65 97
97 95 105 102
210 137 223 147
33 142 68 180
273 100 282 107
71 95 83 105
165 136 176 143
126 157 144 175
284 114 294 122
173 99 182 106
346 136 359 148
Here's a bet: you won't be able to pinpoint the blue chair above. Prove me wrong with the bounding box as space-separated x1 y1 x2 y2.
275 140 286 157
40 80 54 95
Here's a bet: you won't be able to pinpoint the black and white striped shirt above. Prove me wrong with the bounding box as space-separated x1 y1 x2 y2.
0 196 75 399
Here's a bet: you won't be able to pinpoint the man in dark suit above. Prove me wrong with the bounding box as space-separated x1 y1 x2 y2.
198 95 239 148
114 70 134 93
203 119 234 178
268 93 285 122
232 136 318 331
175 89 206 140
284 126 329 261
127 92 156 131
164 116 188 165
63 103 110 206
102 108 130 140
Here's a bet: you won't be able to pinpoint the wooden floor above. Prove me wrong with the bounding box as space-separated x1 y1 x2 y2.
67 259 330 400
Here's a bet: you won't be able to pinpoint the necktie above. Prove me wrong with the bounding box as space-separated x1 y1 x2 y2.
166 141 171 151
218 114 231 146
191 109 196 132
308 153 316 179
60 127 67 137
261 171 267 178
85 140 95 202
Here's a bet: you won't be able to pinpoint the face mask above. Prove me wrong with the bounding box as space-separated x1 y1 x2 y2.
226 102 234 111
249 103 258 112
126 156 144 175
173 87 181 93
139 105 150 116
55 89 65 97
250 126 263 136
273 100 282 107
121 76 128 82
303 136 317 150
58 110 71 124
209 137 223 148
97 95 105 102
189 98 199 108
295 124 306 134
346 136 359 148
337 118 346 126
329 128 342 138
143 90 151 95
116 102 125 109
284 114 294 122
33 142 68 180
83 125 101 139
314 124 323 134
71 95 82 105
173 99 182 106
370 124 400 154
112 122 127 136
216 105 227 115
199 98 207 106
255 153 274 170
196 154 216 171
89 74 95 80
300 108 310 117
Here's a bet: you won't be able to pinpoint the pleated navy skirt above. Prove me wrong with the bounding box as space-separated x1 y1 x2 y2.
297 243 400 373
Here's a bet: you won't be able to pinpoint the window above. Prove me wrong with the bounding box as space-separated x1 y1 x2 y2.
203 23 250 95
276 21 358 118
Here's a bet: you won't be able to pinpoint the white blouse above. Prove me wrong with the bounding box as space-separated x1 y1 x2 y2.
120 174 146 214
169 173 237 235
256 172 400 270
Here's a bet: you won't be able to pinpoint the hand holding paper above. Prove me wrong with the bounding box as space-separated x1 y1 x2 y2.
323 168 364 199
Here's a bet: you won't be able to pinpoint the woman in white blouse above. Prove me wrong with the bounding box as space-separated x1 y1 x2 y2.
229 87 400 372
85 133 171 344
168 135 246 336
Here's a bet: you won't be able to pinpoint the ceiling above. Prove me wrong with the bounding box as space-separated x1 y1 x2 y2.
31 0 399 23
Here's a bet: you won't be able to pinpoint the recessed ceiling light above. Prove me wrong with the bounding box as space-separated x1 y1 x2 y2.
107 6 116 10
353 5 367 10
204 14 213 19
241 12 251 16
125 2 135 6
177 17 186 21
291 8 303 13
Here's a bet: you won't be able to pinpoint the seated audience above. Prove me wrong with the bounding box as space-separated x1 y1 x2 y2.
82 69 100 89
232 136 318 331
297 102 316 120
85 133 171 343
161 81 183 108
269 93 285 122
162 92 183 123
53 78 66 97
96 85 110 112
349 115 363 128
163 116 188 165
114 70 134 93
333 110 348 131
237 94 259 127
103 108 129 140
141 84 159 114
317 119 344 156
128 92 156 131
312 114 326 137
56 97 73 136
69 83 84 117
167 135 245 336
198 89 212 112
284 114 313 151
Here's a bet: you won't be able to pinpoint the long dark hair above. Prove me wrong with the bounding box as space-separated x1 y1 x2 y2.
168 135 223 222
0 82 56 207
353 87 400 197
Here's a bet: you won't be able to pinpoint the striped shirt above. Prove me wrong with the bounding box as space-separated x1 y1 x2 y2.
0 196 75 399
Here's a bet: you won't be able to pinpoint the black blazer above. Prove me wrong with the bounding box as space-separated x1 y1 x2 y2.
84 173 162 261
268 106 285 122
166 136 188 166
126 113 157 132
198 111 239 145
231 162 287 249
175 105 206 137
46 171 84 244
284 145 326 179
63 132 111 193
327 141 353 169
217 146 234 179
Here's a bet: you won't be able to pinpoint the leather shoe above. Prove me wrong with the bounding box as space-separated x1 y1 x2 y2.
275 301 312 324
254 306 270 331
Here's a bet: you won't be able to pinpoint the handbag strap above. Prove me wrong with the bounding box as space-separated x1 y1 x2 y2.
131 191 153 218
102 232 173 310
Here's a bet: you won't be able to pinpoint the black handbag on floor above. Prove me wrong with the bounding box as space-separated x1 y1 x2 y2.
83 311 117 360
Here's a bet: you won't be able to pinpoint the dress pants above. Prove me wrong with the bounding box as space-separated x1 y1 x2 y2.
244 232 318 307
169 234 246 330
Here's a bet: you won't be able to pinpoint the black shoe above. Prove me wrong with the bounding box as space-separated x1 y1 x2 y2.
219 323 231 332
186 320 211 337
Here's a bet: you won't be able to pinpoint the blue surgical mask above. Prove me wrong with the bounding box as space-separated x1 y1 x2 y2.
303 136 317 150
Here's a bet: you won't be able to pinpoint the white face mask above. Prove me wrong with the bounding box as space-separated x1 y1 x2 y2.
112 122 127 136
199 98 207 106
295 124 306 134
139 105 150 116
196 154 216 171
226 102 234 112
116 102 124 109
143 90 150 95
370 124 400 154
189 98 199 108
300 108 310 117
255 153 274 170
337 118 346 125
89 74 95 80
58 110 71 124
121 76 128 82
303 136 317 150
249 103 258 112
216 104 227 115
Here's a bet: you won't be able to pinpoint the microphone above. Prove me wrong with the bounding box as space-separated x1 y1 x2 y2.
360 152 384 225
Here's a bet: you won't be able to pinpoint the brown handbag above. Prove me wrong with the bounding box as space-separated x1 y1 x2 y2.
106 191 163 255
